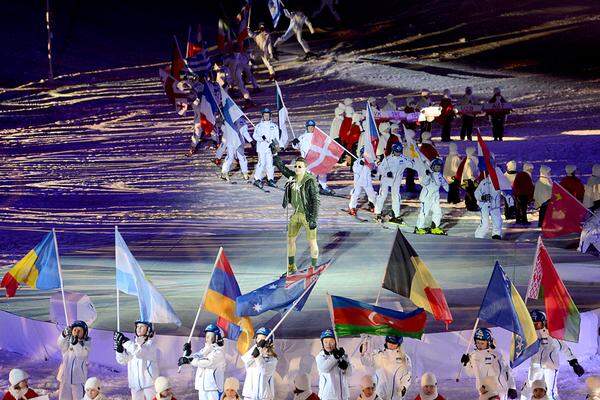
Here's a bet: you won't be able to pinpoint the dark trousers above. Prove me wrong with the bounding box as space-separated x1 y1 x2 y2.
441 119 452 142
447 180 461 204
405 168 417 192
419 122 432 140
491 116 505 140
464 180 479 211
460 115 474 140
515 195 530 223
538 201 549 227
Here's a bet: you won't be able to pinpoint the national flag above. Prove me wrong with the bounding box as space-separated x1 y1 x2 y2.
217 19 233 52
362 103 379 168
236 262 328 316
527 237 580 342
160 38 186 105
199 82 219 134
221 86 244 150
186 25 203 58
285 262 329 288
236 2 251 47
275 81 290 147
478 261 539 367
381 230 453 325
268 0 281 28
115 228 181 326
328 294 426 338
304 127 345 175
542 182 591 238
202 247 254 353
579 212 600 253
1 231 61 298
476 130 501 190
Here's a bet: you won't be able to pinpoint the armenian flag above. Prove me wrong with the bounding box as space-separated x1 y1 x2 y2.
202 247 254 353
328 294 426 339
1 231 61 298
382 230 453 325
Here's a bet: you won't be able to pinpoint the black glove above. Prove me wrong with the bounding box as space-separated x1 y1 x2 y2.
62 327 72 338
309 221 317 230
113 331 129 346
460 353 470 366
183 342 192 357
507 388 518 399
337 359 348 370
262 135 266 140
70 335 79 346
269 142 278 155
178 356 192 366
359 160 364 166
115 341 124 353
257 339 267 348
569 359 585 376
386 171 393 178
291 138 300 146
252 346 260 358
425 169 431 175
401 387 406 397
482 194 492 202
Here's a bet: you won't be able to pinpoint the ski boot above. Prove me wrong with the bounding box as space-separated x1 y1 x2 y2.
389 216 405 225
348 208 357 216
220 173 230 182
242 173 250 181
267 179 277 188
492 235 502 240
367 202 375 212
375 214 384 223
287 264 297 275
414 227 428 235
430 226 446 235
253 179 264 189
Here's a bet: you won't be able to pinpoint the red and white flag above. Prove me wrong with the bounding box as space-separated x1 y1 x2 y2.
285 262 330 289
304 127 345 175
526 236 544 299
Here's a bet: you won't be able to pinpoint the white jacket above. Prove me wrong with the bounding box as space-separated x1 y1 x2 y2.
283 10 314 34
461 154 479 182
419 170 449 202
191 343 227 392
57 335 91 385
475 178 502 210
464 348 516 393
116 338 159 391
353 160 374 187
293 131 312 157
253 121 280 153
248 31 273 57
329 116 344 140
530 328 575 371
316 350 352 400
361 347 412 400
584 169 600 207
241 347 278 400
377 155 413 185
443 152 461 180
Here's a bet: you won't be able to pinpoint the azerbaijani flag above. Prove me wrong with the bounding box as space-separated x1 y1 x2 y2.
526 237 580 342
1 231 61 298
382 230 453 325
328 294 426 339
202 247 254 354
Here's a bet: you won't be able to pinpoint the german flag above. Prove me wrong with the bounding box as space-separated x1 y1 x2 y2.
382 230 453 325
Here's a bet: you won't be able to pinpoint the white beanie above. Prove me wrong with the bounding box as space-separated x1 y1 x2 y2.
565 164 576 175
506 160 517 171
224 377 240 392
85 377 101 391
448 142 458 153
465 146 475 156
343 98 353 106
421 131 432 142
390 123 400 132
532 379 546 391
9 369 29 386
345 105 354 116
379 122 391 133
523 162 534 173
154 376 172 395
540 165 551 177
587 376 600 396
367 96 376 104
360 375 375 389
385 93 394 101
420 372 437 387
294 373 310 392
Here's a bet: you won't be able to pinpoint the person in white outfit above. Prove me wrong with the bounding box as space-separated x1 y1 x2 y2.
357 376 379 400
520 310 584 400
376 122 392 159
534 165 552 227
154 377 174 400
316 329 352 400
274 10 315 56
359 335 412 400
177 324 227 400
221 119 253 181
348 147 377 216
374 143 414 223
57 320 91 400
414 158 449 235
474 176 504 239
82 377 108 400
586 376 600 400
529 380 548 400
330 106 345 141
248 23 275 79
114 321 159 400
230 51 259 107
381 94 397 112
584 164 600 210
222 377 241 400
292 119 334 195
461 328 517 400
312 0 341 22
443 143 461 204
253 108 280 188
241 327 278 400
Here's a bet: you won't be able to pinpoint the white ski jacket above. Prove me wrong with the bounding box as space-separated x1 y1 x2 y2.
316 350 352 400
116 338 159 391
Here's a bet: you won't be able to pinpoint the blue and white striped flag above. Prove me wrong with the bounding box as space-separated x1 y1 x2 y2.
268 0 281 28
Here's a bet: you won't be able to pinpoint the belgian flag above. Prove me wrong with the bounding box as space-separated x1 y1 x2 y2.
382 230 453 326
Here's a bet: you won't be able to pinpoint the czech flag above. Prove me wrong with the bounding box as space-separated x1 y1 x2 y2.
328 294 426 339
202 247 254 353
1 231 61 298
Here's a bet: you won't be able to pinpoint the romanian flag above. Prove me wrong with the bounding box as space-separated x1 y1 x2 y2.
1 231 61 298
382 230 453 325
202 247 254 354
328 294 426 339
526 237 580 342
478 261 539 367
542 182 590 238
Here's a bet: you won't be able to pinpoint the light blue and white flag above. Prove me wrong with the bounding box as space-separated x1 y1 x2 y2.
115 227 181 326
268 0 281 28
220 87 244 149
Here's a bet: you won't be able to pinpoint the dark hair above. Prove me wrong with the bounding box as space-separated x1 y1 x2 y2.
295 157 307 165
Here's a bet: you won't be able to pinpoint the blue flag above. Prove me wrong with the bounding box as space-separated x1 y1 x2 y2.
236 276 311 316
268 0 281 28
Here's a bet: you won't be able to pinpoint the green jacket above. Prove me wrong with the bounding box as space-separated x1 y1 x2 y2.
273 155 320 227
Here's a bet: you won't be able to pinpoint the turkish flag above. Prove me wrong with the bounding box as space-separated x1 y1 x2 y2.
542 182 590 238
304 127 345 175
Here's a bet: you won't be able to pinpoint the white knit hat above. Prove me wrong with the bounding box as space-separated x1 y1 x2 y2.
294 373 310 392
343 98 353 106
420 372 437 387
532 379 546 391
523 162 534 173
390 123 400 132
85 377 101 391
9 369 29 386
368 96 376 104
421 131 432 142
540 165 551 177
224 377 240 392
506 160 516 171
448 142 458 153
154 376 172 395
385 93 394 101
345 105 354 116
565 164 577 175
379 122 391 133
360 375 375 389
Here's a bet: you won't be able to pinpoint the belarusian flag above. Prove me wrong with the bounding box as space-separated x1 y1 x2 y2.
328 294 426 339
382 230 453 326
526 236 580 342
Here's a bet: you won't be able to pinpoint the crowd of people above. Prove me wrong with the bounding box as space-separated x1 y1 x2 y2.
2 310 597 400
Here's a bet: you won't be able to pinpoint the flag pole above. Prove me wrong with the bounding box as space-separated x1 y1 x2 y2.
115 226 120 332
455 317 479 382
52 228 69 326
45 0 54 81
325 292 339 342
186 25 192 58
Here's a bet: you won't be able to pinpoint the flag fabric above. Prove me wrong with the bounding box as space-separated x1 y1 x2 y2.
542 182 590 238
161 38 186 105
1 232 61 298
478 261 539 367
275 81 290 148
382 230 453 325
476 130 501 190
186 25 203 58
217 19 233 52
202 248 254 354
268 0 281 28
363 103 379 168
527 237 580 342
115 229 181 326
236 261 329 316
199 83 219 134
579 212 600 253
236 2 251 47
304 127 345 175
221 87 244 150
328 294 426 338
